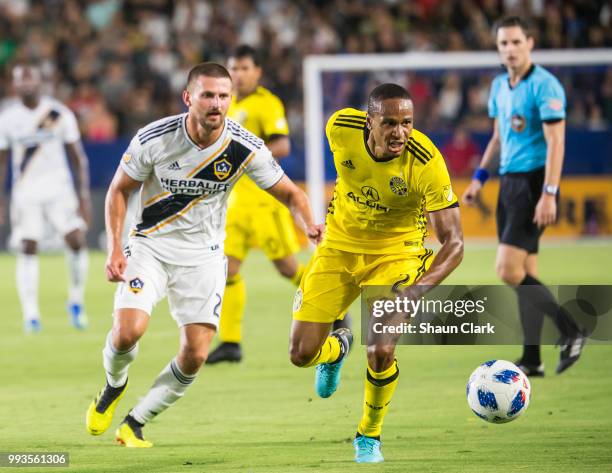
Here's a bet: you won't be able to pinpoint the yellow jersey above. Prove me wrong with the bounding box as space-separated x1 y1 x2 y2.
228 86 289 208
324 108 458 254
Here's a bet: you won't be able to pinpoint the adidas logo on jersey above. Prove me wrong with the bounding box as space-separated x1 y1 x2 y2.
341 160 355 169
168 161 181 170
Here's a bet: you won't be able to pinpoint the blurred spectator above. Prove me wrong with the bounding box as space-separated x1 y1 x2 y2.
0 0 609 143
84 101 118 142
441 126 480 178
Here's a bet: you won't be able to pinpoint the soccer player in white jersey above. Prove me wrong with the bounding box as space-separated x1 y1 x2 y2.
0 65 91 333
85 63 323 448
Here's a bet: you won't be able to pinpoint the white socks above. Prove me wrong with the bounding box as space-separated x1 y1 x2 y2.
16 253 40 321
130 358 196 425
102 331 139 388
65 248 88 305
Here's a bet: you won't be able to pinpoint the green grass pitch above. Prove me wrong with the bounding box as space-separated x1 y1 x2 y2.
1 242 611 472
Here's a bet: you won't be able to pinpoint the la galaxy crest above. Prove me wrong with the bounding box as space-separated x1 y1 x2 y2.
214 157 232 180
129 277 144 294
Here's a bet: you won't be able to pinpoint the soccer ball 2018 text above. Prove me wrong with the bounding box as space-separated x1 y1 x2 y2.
466 359 531 423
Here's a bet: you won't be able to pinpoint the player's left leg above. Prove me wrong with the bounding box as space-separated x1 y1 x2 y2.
64 228 89 329
291 246 358 398
352 249 434 463
208 208 250 364
46 191 89 329
274 254 354 332
498 244 583 375
119 322 215 448
10 197 44 332
208 255 245 364
116 253 224 447
353 344 399 464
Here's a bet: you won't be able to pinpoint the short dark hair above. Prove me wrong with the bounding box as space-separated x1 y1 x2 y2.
186 62 231 89
494 16 532 37
231 45 260 67
367 83 412 114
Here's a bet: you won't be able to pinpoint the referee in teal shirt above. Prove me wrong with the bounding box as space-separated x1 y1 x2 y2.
463 16 585 376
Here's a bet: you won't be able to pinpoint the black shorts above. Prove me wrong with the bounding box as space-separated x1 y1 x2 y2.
496 168 556 254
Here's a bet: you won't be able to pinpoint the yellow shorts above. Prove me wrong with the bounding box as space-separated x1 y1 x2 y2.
293 245 434 323
225 201 301 261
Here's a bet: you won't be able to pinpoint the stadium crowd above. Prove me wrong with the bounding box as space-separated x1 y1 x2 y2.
0 0 610 148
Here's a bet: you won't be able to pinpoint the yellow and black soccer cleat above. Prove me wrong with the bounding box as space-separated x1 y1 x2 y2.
115 416 153 448
86 380 128 436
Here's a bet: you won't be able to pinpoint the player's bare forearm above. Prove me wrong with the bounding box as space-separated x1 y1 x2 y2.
105 167 140 252
66 141 91 199
265 175 324 243
411 206 464 294
543 120 565 187
266 135 291 160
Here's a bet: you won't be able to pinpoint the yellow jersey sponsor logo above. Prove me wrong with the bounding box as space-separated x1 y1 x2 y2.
346 186 390 212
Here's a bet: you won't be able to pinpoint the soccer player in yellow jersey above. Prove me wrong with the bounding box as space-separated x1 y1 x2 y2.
289 84 464 463
206 45 302 363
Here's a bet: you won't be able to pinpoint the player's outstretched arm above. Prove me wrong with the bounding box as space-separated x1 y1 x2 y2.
265 175 324 244
0 150 8 226
66 141 92 227
462 119 500 206
104 167 142 282
403 206 463 300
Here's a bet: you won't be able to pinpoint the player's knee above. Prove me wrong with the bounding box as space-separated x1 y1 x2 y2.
179 346 207 374
112 326 142 352
64 230 84 251
367 345 395 372
496 263 524 286
273 259 297 279
289 342 315 367
21 240 37 255
226 256 242 278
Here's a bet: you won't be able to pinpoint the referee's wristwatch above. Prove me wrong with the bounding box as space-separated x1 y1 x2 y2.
543 184 559 196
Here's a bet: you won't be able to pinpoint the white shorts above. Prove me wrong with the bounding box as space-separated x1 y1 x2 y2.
114 241 227 328
10 189 84 243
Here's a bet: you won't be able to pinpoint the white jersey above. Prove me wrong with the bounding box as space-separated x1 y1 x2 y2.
0 96 81 202
121 113 285 265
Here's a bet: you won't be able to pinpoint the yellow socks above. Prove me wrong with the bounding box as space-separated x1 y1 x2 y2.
219 274 246 343
290 263 305 287
302 335 342 367
357 359 400 437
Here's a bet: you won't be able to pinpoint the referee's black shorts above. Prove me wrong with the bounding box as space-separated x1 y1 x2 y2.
496 167 557 254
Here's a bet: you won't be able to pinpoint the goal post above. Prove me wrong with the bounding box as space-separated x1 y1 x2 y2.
303 49 612 222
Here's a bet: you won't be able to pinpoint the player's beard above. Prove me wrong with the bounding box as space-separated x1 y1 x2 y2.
199 112 224 131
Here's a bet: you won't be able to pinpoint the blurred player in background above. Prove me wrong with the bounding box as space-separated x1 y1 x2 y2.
289 84 463 463
207 45 349 364
0 64 91 333
85 63 322 447
462 16 585 375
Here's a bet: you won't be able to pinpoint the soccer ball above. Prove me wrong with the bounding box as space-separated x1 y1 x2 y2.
466 359 531 424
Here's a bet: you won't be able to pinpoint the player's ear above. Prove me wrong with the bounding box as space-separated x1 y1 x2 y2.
526 35 534 51
182 89 191 108
366 115 372 130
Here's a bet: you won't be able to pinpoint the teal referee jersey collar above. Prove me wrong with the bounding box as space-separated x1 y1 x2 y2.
507 63 536 89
